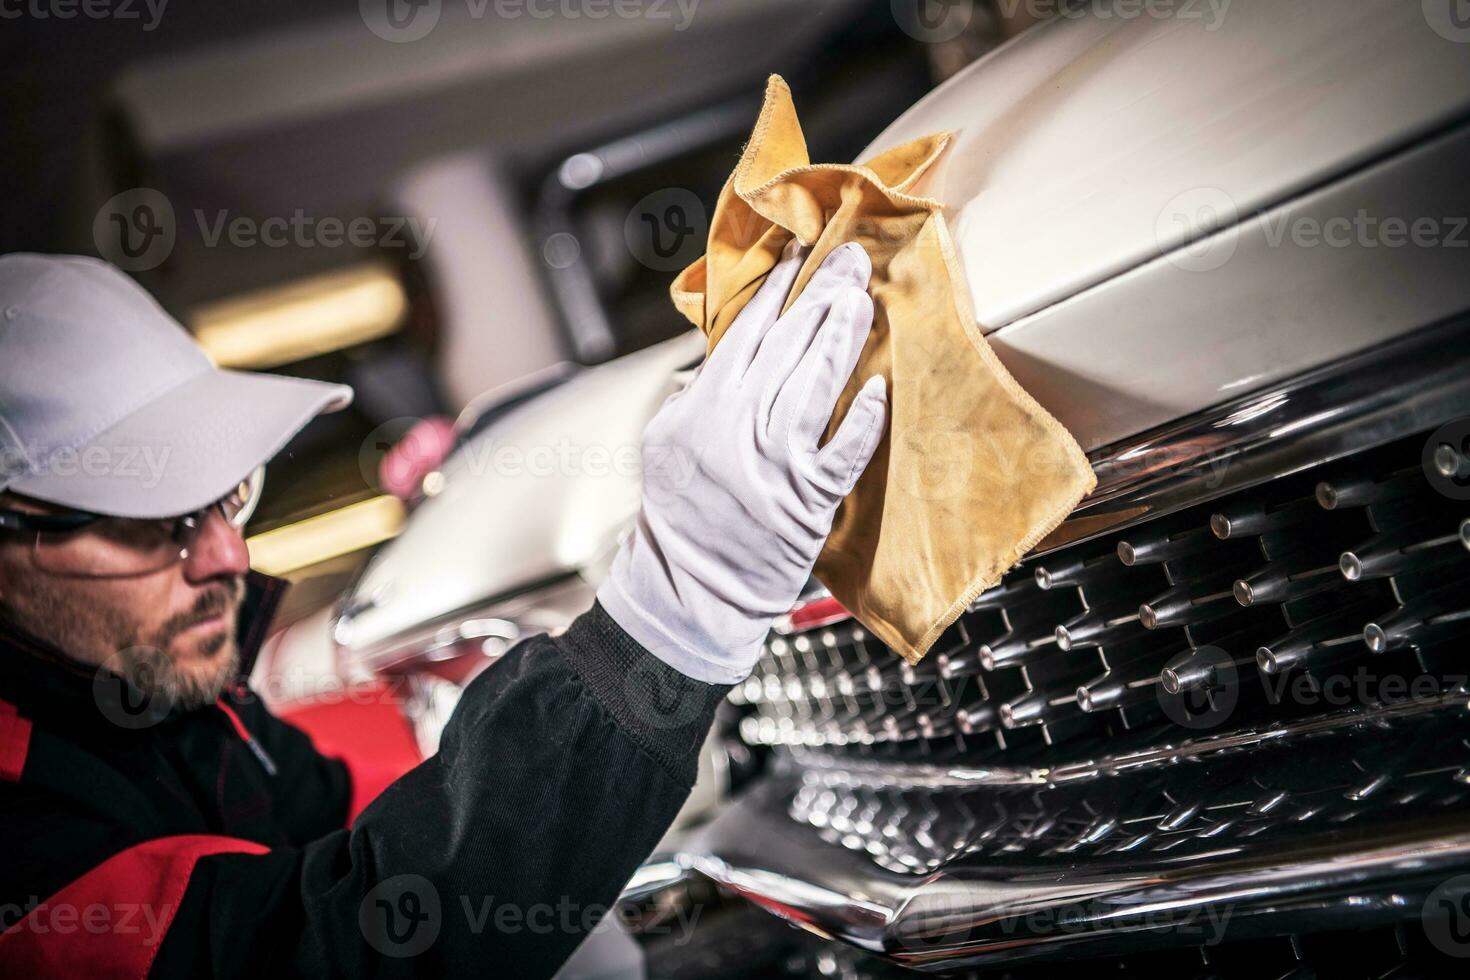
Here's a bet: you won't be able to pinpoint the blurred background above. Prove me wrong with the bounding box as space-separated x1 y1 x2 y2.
12 9 1470 976
0 0 1045 629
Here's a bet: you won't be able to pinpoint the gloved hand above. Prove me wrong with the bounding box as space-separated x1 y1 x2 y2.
597 240 887 683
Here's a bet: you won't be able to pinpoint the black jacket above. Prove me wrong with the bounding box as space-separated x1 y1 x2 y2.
0 572 728 977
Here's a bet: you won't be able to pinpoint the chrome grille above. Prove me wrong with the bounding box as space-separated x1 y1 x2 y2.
680 328 1470 973
782 693 1470 877
735 432 1470 761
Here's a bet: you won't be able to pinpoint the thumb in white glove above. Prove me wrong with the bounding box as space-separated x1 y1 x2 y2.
597 240 887 683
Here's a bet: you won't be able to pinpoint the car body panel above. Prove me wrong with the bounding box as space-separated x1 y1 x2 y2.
862 0 1470 332
335 329 704 653
992 121 1470 450
860 0 1470 449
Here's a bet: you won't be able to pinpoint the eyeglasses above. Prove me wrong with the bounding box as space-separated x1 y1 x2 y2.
0 467 264 578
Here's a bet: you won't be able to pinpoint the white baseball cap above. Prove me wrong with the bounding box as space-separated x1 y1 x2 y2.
0 253 354 519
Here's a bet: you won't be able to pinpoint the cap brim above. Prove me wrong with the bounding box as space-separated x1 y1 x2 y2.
9 369 353 519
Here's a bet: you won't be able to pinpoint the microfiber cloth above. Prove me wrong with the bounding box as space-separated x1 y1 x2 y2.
671 76 1097 664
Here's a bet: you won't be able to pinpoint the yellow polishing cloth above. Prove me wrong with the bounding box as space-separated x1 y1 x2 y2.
671 76 1097 663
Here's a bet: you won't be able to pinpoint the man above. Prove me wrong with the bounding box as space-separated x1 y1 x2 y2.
0 241 886 977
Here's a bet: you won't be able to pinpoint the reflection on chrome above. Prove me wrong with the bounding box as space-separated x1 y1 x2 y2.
678 696 1470 968
672 324 1470 968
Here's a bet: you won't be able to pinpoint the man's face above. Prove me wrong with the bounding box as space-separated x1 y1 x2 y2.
0 496 251 710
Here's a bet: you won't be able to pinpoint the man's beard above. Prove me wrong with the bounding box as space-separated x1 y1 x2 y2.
113 643 239 712
113 585 243 711
2 577 245 713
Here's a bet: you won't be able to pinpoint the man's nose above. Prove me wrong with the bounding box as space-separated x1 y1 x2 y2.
182 506 251 582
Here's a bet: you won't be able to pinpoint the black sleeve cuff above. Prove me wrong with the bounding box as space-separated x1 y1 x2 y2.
553 600 732 787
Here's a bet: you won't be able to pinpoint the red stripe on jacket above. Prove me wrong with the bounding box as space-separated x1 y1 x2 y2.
0 698 31 782
280 681 422 824
0 835 270 978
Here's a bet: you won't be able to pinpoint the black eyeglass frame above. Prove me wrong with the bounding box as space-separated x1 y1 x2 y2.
0 467 266 537
0 508 106 534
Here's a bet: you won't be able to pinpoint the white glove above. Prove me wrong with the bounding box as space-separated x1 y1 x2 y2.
597 241 888 683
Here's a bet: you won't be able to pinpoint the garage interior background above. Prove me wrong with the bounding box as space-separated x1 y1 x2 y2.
0 0 1049 627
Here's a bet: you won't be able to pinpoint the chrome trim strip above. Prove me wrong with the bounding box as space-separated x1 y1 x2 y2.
689 792 1470 970
1043 691 1468 783
683 695 1470 968
784 690 1469 790
892 823 1470 970
620 859 694 905
784 750 1046 789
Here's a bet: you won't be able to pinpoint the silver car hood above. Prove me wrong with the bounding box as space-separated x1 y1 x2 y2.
863 0 1470 450
864 0 1470 332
